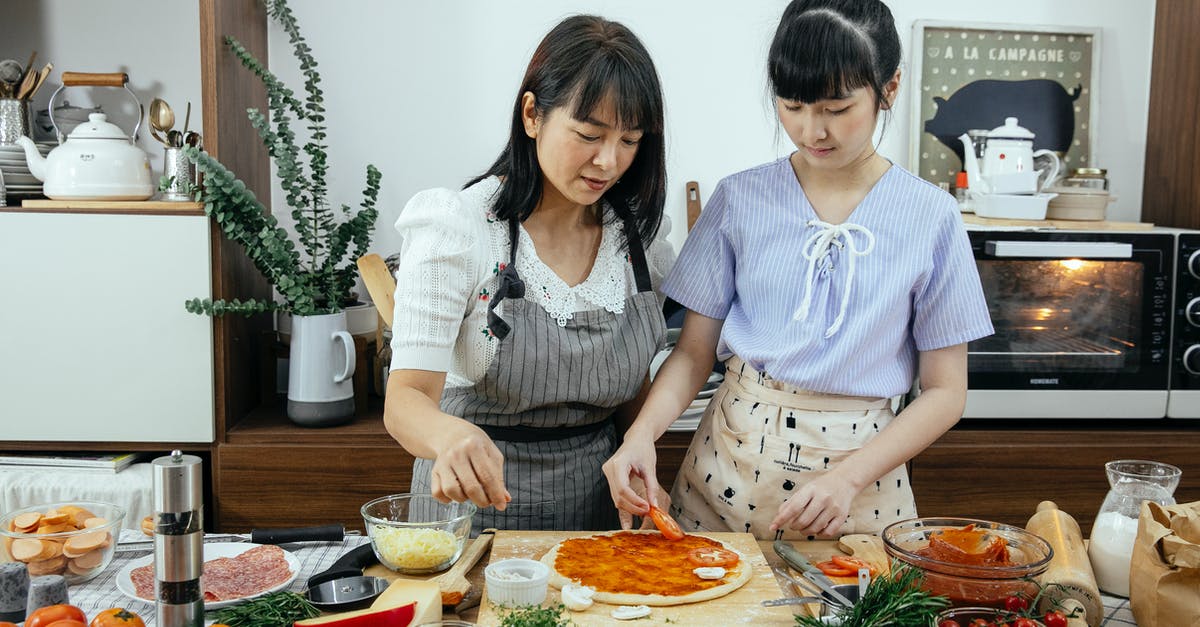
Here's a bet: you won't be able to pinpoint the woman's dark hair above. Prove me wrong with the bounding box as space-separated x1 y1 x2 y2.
768 0 901 109
467 15 666 247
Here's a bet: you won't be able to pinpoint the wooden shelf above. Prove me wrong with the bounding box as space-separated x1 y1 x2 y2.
225 396 389 446
14 200 205 216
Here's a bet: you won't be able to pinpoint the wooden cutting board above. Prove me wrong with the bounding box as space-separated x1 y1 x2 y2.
963 213 1154 230
475 530 797 626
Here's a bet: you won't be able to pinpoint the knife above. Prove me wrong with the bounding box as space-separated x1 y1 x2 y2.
773 539 855 608
116 524 350 552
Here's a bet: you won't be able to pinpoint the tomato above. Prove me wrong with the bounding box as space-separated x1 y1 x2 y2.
1012 619 1039 627
0 622 19 627
90 609 145 627
1043 611 1068 627
968 620 991 627
26 605 87 627
44 622 86 627
686 547 740 568
814 559 856 576
937 620 961 627
830 555 878 576
647 505 685 541
1004 595 1030 613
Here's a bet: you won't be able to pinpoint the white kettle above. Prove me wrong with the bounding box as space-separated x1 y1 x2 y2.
959 117 1061 196
16 71 153 201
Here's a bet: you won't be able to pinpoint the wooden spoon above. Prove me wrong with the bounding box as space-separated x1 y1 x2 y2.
356 253 396 329
433 528 494 606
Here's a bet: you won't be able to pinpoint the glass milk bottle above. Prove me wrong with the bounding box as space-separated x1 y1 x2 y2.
1087 459 1181 597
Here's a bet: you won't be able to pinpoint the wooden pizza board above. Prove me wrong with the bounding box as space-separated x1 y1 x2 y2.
474 530 797 626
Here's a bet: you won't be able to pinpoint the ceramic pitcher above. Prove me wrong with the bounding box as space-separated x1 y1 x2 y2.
286 311 356 427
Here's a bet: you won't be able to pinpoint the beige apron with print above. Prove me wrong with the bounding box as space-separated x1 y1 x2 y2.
669 356 916 540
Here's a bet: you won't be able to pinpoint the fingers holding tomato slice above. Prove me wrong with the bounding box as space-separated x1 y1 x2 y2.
647 505 685 541
686 547 740 568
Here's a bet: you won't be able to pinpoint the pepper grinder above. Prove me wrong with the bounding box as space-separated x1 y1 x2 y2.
152 450 204 627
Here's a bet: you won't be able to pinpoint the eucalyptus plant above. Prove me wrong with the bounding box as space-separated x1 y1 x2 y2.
184 0 381 317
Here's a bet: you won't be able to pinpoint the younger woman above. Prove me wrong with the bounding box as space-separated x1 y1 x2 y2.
603 0 993 539
384 15 673 532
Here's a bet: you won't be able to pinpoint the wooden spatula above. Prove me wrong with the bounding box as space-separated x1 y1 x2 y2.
356 253 396 330
433 528 494 606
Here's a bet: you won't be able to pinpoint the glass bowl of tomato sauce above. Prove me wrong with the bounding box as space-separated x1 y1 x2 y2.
881 517 1052 608
936 606 1046 627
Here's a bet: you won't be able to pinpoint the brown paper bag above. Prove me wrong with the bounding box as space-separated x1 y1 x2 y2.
1130 500 1200 626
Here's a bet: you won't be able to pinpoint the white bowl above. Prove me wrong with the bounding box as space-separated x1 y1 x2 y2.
485 558 549 606
973 192 1057 221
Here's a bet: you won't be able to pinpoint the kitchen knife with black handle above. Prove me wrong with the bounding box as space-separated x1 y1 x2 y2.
773 539 855 608
116 523 350 552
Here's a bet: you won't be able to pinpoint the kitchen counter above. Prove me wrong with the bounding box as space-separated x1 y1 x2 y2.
66 531 1139 626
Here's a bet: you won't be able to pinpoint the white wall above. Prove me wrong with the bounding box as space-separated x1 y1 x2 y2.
264 0 1156 257
3 0 1156 256
0 0 202 184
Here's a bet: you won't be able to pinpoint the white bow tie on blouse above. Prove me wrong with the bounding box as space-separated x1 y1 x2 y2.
792 219 876 338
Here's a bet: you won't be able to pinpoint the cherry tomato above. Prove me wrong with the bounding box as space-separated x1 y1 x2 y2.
830 555 879 576
1043 611 1068 627
814 559 856 576
968 620 991 627
937 620 961 627
44 622 87 627
1012 619 1039 627
647 505 685 541
26 605 87 627
90 609 146 627
1004 595 1030 613
686 547 740 568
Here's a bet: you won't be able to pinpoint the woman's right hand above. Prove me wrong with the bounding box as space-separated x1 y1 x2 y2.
429 420 511 511
603 432 663 529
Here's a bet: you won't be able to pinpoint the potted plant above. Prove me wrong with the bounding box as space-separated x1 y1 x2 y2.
183 0 382 427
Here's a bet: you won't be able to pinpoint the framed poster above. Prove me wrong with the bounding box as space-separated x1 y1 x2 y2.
908 20 1101 188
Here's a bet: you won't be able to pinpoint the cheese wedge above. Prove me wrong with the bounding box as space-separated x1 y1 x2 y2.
293 602 415 626
370 579 441 624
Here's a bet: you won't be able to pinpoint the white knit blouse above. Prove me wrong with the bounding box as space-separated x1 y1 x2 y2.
388 176 676 388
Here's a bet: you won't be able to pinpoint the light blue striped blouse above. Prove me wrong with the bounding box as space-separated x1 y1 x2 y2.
662 156 994 398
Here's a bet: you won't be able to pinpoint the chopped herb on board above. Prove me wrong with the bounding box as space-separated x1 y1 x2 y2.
497 603 576 627
208 590 320 627
794 562 949 627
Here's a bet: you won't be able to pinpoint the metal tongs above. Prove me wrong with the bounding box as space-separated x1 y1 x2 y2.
773 540 856 608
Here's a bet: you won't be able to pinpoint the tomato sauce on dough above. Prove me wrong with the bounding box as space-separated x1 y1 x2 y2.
553 532 735 596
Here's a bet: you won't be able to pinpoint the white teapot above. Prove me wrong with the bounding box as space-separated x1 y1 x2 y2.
16 72 153 201
959 117 1061 196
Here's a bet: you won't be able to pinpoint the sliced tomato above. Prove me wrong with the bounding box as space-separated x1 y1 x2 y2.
647 505 685 541
686 547 740 568
814 559 856 577
830 555 879 577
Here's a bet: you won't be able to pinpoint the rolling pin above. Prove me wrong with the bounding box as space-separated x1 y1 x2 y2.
1025 501 1102 627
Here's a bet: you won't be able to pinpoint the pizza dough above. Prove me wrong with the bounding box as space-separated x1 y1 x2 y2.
540 530 753 606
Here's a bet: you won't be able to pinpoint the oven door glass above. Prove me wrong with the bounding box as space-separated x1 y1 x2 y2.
968 233 1173 390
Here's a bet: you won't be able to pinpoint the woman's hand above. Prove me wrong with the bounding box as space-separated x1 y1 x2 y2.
429 420 511 511
769 472 854 538
602 432 663 530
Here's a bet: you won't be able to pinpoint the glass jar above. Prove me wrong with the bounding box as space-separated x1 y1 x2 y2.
1063 167 1108 190
1087 459 1181 597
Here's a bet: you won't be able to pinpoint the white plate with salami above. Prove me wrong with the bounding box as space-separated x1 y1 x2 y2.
115 542 301 609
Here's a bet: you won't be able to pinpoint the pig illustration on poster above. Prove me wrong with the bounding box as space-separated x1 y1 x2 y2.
908 21 1101 189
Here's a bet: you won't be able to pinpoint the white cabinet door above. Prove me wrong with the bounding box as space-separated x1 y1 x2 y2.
0 212 215 442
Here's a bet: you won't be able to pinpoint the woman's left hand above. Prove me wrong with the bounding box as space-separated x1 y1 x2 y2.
768 473 854 537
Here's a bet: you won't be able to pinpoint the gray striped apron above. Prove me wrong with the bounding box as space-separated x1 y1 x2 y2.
411 216 666 531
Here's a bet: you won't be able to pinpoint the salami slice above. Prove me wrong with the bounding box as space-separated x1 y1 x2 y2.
129 544 292 601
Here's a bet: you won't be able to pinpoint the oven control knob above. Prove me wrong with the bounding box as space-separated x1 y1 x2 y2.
1185 345 1200 376
1191 250 1200 280
1189 297 1200 327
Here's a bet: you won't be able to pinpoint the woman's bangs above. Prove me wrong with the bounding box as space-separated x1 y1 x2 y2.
771 18 877 103
567 54 662 134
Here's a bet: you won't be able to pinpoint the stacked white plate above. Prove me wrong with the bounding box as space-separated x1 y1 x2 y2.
650 347 723 432
0 141 53 201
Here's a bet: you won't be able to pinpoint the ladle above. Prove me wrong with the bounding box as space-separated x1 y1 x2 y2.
148 97 174 147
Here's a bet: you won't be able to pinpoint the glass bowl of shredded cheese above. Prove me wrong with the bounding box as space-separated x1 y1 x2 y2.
361 493 476 574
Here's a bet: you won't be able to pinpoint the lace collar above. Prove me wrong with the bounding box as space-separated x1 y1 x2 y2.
513 218 628 326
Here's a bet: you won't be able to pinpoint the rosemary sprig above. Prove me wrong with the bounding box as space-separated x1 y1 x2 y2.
208 590 320 627
794 561 950 627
